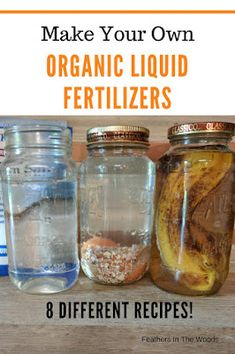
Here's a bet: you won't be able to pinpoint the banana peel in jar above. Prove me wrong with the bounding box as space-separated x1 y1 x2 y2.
156 151 233 292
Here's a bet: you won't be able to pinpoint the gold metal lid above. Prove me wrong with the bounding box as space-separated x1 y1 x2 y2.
87 125 149 146
168 121 235 139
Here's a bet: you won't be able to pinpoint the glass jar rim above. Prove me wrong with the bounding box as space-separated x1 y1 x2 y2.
4 124 71 151
4 124 66 135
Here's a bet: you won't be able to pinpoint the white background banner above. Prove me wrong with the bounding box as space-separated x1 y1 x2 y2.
0 1 235 115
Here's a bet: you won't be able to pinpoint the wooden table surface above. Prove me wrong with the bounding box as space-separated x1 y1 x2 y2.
0 246 234 354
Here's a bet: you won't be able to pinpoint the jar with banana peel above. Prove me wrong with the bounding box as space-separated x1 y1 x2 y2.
150 121 235 295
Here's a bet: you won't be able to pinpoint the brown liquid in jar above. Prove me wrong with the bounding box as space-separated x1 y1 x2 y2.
150 149 235 295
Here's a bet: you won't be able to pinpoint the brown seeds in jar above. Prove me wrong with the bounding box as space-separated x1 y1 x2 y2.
81 237 150 284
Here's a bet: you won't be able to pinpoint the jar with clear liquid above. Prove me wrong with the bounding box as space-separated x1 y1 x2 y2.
1 125 79 294
79 126 155 285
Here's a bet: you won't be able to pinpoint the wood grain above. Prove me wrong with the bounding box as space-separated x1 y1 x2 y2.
0 325 234 354
3 115 235 142
0 247 234 353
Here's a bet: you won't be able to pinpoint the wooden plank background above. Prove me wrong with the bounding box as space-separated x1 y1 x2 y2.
4 115 235 243
12 115 234 142
4 115 234 159
0 116 235 353
0 246 234 353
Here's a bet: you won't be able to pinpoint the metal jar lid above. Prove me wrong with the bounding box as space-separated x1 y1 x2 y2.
87 125 150 146
168 121 235 140
4 124 71 150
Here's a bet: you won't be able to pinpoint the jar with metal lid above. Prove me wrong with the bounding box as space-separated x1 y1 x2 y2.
79 126 155 285
150 121 235 295
0 125 79 294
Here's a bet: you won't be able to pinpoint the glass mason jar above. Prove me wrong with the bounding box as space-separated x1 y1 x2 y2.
79 126 155 285
150 121 235 295
1 125 79 294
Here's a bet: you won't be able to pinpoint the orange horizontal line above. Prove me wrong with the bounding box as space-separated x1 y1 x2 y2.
0 10 235 14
